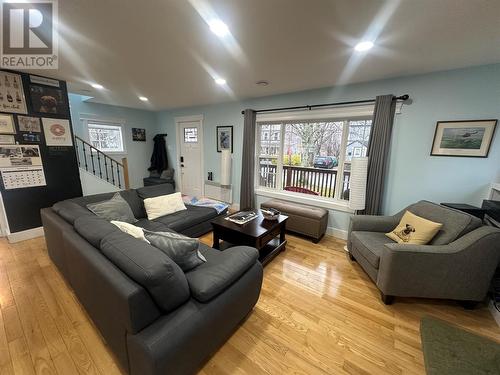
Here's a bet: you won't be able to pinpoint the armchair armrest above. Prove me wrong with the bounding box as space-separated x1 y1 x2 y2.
347 215 398 250
377 226 500 300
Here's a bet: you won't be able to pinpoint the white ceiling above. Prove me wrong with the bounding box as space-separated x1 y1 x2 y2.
26 0 500 110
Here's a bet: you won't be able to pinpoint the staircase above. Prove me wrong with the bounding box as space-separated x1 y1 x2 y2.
74 135 130 190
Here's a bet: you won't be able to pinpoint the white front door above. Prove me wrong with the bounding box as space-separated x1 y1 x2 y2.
177 120 203 197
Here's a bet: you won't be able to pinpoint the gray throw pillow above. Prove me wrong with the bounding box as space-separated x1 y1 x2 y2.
143 229 206 271
86 192 137 223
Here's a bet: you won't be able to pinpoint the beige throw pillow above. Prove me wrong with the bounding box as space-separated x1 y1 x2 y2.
386 211 443 245
111 220 150 243
143 192 187 220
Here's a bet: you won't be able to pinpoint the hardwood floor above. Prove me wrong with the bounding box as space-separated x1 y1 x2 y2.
0 233 499 375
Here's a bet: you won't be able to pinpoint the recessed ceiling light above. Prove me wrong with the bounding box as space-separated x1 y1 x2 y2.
354 41 374 52
256 80 269 86
139 96 148 102
209 20 229 37
214 78 226 85
91 83 104 89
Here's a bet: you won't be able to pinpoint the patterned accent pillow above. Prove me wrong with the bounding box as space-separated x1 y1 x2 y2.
386 211 442 245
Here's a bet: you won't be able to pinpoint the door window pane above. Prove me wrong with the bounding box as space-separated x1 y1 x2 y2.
184 127 198 143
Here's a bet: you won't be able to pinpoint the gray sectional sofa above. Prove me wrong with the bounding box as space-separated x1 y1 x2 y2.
41 183 263 375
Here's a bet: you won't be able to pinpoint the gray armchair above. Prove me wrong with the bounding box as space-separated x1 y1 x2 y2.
347 200 500 306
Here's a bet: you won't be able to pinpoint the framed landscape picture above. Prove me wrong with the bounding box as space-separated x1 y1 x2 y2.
216 125 233 153
430 119 497 157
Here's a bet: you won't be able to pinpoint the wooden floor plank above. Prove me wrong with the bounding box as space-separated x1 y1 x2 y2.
0 308 14 375
0 233 498 375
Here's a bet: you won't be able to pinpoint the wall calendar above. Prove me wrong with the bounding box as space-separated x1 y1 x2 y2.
1 167 46 189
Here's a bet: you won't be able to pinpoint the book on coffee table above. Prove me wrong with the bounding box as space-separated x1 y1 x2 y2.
225 210 258 225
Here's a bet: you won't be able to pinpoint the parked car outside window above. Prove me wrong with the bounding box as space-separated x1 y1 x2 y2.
313 156 338 169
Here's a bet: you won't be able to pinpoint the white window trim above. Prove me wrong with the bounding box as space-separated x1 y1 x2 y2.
255 187 354 213
82 117 126 154
254 105 375 207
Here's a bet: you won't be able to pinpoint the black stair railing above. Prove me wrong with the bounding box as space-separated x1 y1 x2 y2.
74 135 129 189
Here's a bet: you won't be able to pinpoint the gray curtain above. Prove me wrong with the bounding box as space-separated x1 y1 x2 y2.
364 95 397 215
240 109 256 209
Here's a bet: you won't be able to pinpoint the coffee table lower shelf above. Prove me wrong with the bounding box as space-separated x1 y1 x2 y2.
218 238 287 266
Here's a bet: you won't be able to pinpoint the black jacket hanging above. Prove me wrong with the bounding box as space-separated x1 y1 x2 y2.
148 134 168 173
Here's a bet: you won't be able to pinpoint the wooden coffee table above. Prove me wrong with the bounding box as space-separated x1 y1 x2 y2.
211 210 288 266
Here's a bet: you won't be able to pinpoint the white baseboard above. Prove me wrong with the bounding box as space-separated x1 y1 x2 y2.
326 226 348 240
489 300 500 328
7 226 44 243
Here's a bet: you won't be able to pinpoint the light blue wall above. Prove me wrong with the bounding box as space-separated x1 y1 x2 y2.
157 64 500 227
69 94 161 188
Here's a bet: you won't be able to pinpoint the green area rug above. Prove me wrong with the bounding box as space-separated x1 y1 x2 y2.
420 316 500 375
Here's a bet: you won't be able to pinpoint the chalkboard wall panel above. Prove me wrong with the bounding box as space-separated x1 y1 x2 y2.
0 70 82 233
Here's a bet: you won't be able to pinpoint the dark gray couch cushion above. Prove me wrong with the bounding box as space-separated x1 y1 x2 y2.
52 200 93 224
185 244 258 302
74 215 120 248
154 205 218 232
118 189 145 219
351 231 395 269
69 190 145 219
70 192 115 207
87 193 137 223
404 201 482 245
137 184 175 199
144 230 206 271
134 218 170 232
100 231 190 312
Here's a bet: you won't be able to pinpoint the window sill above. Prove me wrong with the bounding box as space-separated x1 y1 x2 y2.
255 188 354 213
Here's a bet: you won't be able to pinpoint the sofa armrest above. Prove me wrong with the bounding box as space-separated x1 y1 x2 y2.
185 246 259 302
347 215 398 249
377 226 500 300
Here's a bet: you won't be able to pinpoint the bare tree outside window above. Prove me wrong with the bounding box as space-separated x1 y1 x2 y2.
257 118 372 200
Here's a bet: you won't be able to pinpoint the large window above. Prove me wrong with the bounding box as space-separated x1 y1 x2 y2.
87 122 125 153
257 117 372 201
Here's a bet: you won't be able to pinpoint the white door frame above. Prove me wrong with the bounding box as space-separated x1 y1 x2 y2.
175 115 205 196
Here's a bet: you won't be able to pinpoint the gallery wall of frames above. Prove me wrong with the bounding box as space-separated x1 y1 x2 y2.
0 69 82 234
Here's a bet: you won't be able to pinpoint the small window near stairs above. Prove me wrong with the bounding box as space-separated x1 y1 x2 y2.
87 122 125 153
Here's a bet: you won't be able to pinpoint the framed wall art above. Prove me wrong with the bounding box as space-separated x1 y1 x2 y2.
430 119 497 157
0 71 27 114
0 135 15 144
29 84 69 116
42 118 73 146
0 113 16 134
17 115 41 132
132 127 146 141
216 125 233 153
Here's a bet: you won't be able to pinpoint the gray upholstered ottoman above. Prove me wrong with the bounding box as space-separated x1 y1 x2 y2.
261 199 328 243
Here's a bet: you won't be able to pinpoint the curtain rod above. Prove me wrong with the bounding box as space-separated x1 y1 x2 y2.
241 94 410 115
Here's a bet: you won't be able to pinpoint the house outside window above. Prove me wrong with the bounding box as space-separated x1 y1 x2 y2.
87 121 125 153
256 115 372 202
